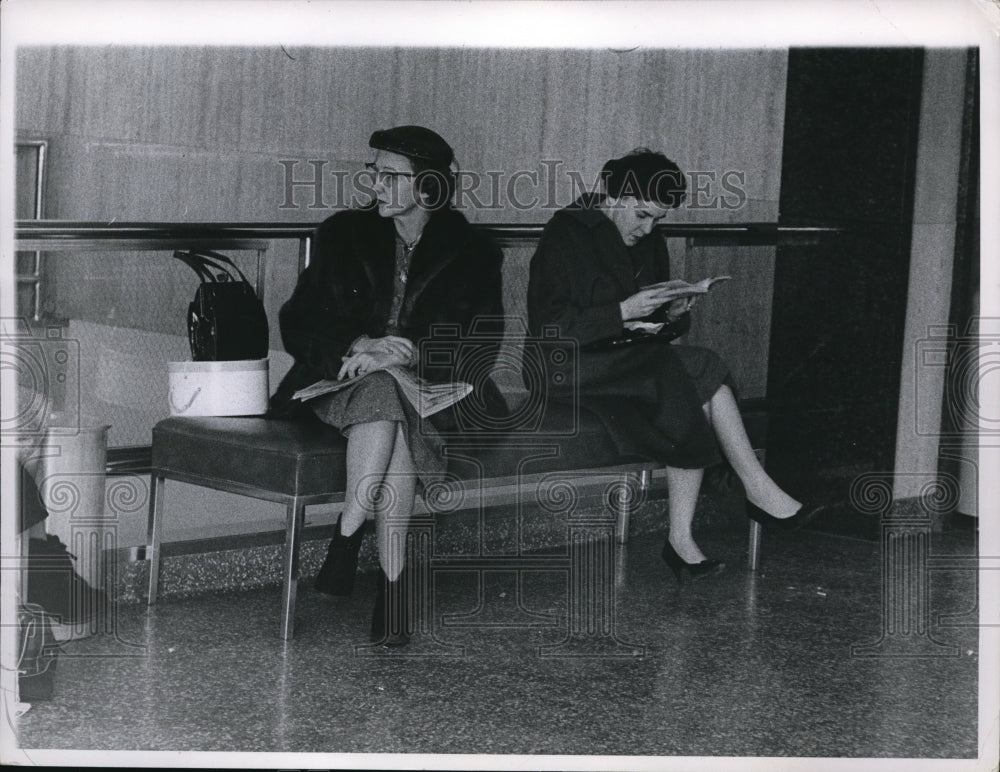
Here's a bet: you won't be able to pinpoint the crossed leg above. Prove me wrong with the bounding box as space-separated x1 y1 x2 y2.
664 384 802 563
340 420 416 581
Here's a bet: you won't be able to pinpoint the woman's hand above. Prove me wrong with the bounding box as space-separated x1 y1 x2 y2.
665 297 696 322
350 334 416 363
337 347 412 380
620 287 676 322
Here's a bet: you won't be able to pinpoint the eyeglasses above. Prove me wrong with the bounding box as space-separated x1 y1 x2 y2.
364 162 416 184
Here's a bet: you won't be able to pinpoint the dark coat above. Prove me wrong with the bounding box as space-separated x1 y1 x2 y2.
271 206 507 428
527 194 724 468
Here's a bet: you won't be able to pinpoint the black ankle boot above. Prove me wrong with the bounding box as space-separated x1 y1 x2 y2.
314 519 365 597
370 567 410 646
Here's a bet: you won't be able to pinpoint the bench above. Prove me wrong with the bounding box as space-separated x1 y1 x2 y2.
145 237 768 641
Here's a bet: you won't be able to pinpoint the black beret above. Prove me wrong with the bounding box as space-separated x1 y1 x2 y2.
368 125 454 167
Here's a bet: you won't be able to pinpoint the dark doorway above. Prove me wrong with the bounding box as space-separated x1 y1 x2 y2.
766 48 925 531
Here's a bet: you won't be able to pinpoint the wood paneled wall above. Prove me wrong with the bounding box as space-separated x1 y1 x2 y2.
17 45 788 397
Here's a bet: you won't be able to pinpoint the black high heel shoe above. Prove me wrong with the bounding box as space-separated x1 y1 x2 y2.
746 501 823 532
661 540 726 585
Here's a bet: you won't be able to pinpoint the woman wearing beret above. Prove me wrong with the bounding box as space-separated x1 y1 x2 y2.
528 149 821 583
272 125 505 644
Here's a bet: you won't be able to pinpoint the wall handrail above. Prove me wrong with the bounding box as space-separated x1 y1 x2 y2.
15 219 844 251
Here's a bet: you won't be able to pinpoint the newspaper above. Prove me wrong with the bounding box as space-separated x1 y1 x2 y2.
292 365 472 419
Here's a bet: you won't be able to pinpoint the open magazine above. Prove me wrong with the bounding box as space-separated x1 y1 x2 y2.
624 275 732 334
640 275 732 301
292 365 473 419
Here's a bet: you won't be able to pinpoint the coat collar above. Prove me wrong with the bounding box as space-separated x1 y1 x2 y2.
563 193 614 228
358 210 397 291
395 208 470 321
406 208 466 290
362 205 466 294
562 194 637 295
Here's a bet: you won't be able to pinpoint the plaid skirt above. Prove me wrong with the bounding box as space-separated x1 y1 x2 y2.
309 370 446 488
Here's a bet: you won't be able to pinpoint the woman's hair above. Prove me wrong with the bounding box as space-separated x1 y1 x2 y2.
601 148 686 209
410 158 457 210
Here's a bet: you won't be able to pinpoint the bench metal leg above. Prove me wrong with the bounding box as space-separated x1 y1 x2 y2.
614 470 650 544
146 474 165 605
747 448 765 571
748 519 762 571
280 498 305 640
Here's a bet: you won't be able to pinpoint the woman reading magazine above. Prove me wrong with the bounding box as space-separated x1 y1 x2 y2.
527 148 823 584
270 125 505 645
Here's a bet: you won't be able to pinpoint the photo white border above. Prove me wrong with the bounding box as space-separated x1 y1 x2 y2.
1 1 997 770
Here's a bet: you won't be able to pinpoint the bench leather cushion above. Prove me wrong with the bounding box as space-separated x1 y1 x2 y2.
151 403 625 500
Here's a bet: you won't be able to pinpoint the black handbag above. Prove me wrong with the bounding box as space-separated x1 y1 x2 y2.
174 249 269 361
582 311 692 352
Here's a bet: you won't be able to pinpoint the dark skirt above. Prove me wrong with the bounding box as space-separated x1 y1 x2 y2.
672 344 732 404
572 342 733 469
309 370 445 487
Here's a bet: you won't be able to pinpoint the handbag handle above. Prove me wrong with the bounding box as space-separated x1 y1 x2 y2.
173 251 219 283
175 249 254 285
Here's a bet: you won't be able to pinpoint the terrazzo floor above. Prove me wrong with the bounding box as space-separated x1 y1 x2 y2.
10 522 983 767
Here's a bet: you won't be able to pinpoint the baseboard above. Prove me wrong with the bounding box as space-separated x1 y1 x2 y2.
110 483 749 604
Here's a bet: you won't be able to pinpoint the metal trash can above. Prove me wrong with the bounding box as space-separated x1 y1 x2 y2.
39 425 111 590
